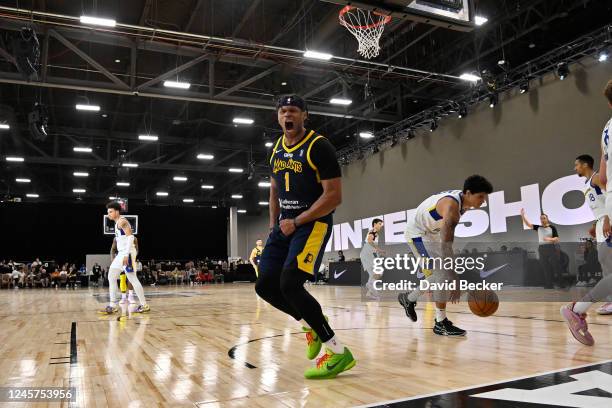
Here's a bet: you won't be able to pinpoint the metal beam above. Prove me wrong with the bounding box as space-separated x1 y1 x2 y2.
48 29 129 89
185 0 205 32
0 72 398 123
0 46 15 65
231 0 262 38
136 53 209 91
215 65 280 98
20 155 267 174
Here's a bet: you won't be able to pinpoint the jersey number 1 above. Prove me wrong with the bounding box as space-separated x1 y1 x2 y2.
284 172 290 191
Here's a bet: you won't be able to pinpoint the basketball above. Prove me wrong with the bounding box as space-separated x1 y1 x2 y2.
468 289 499 317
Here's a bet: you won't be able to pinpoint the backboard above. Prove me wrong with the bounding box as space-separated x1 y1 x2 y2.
327 0 476 32
103 215 139 235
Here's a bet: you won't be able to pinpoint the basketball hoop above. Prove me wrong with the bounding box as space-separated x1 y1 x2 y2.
339 6 392 60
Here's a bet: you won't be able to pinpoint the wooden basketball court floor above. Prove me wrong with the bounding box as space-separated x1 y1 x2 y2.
0 284 610 407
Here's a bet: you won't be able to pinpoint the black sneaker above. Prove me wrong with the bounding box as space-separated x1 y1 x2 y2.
398 293 417 322
433 318 466 336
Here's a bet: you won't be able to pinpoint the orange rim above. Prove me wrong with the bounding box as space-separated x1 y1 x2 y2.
338 5 392 30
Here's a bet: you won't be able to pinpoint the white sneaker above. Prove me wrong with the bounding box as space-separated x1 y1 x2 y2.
128 296 136 304
596 302 612 315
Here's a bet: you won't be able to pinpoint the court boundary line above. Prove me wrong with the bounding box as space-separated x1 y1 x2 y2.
354 358 612 408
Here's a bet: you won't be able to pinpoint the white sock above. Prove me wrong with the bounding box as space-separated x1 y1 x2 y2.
324 336 344 354
128 290 134 298
121 293 127 300
435 308 447 322
299 319 310 329
573 302 592 314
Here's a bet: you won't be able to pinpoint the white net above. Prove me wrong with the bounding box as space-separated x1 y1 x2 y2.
339 7 391 60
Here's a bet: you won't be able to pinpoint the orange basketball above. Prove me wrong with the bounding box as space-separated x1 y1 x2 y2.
467 289 499 317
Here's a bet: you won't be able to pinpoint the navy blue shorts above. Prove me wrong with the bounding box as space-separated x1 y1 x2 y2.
259 214 333 276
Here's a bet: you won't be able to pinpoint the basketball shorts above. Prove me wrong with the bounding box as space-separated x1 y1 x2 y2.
259 214 332 276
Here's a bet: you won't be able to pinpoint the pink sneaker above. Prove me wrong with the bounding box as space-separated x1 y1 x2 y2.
596 302 612 315
560 303 594 346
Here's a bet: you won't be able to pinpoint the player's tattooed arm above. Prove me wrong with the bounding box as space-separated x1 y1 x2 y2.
600 144 607 187
437 197 460 258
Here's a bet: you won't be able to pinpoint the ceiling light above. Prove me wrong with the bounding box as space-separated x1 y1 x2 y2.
6 156 25 162
489 93 499 108
556 62 569 80
258 181 271 188
138 134 158 141
80 15 116 27
212 205 218 209
359 131 374 139
115 59 121 63
265 142 273 147
197 153 214 160
16 178 31 183
519 80 530 94
459 73 481 82
109 196 117 200
122 163 138 168
101 113 108 118
73 147 92 153
75 104 100 111
430 119 438 132
231 194 243 199
474 16 488 26
598 52 608 62
233 117 254 125
0 123 10 129
201 184 214 189
229 168 243 173
26 193 39 198
258 201 268 206
73 188 86 193
330 98 352 106
173 176 188 182
73 172 89 177
281 82 287 86
156 191 169 197
116 181 130 187
183 198 194 203
303 50 333 60
237 209 247 213
458 106 468 118
163 80 191 89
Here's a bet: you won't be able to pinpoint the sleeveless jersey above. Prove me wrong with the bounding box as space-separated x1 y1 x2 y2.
406 190 464 237
585 173 606 220
114 217 135 255
269 130 327 219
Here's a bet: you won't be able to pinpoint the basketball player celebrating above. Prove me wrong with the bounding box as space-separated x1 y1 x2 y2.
361 218 385 299
561 81 612 344
255 94 355 379
101 202 149 314
398 176 493 336
249 239 264 277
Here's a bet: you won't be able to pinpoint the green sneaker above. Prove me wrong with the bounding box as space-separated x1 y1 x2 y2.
304 347 356 379
303 326 322 360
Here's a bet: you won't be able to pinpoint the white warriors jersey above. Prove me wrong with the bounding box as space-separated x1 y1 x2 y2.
584 173 606 220
405 190 464 238
114 217 135 255
601 117 612 187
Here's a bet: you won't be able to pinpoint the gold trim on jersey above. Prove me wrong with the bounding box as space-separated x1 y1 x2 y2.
306 135 324 183
269 137 283 166
282 130 315 153
297 221 328 274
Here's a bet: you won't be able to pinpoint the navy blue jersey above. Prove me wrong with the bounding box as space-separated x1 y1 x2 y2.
269 130 341 219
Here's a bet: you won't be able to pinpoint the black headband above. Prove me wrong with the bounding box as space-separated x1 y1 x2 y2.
276 95 308 112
